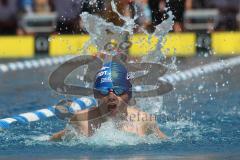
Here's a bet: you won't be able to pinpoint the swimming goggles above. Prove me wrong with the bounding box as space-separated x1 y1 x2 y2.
94 87 129 97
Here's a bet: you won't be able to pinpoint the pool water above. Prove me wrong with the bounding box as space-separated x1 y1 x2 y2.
0 56 239 159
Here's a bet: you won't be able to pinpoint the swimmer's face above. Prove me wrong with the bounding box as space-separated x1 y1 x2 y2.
97 91 130 118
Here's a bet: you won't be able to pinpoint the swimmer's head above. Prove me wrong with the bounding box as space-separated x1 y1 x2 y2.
93 61 132 117
93 61 132 99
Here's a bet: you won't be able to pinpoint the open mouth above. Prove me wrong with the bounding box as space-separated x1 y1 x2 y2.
107 104 118 115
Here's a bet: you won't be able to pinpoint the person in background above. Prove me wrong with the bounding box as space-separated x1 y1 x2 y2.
148 0 192 32
49 0 84 34
167 0 192 32
34 0 51 13
207 0 239 31
148 0 162 29
100 0 134 26
0 0 18 35
92 0 134 59
18 0 33 13
17 0 54 35
135 0 152 32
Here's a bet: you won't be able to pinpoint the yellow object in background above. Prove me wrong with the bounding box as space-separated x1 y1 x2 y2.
129 33 196 57
50 33 196 57
49 35 97 56
1 32 239 58
0 36 34 58
212 32 240 56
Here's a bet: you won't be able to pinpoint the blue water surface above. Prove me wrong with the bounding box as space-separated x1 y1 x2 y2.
0 57 239 159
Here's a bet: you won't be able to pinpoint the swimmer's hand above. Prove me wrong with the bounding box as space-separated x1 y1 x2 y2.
151 123 167 139
126 108 167 139
50 130 66 141
141 120 167 139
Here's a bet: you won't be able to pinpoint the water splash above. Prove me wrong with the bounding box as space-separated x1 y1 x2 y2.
110 0 138 35
79 1 175 125
80 1 174 65
136 96 164 114
80 12 128 52
141 11 175 63
80 1 137 53
24 1 177 147
58 120 164 146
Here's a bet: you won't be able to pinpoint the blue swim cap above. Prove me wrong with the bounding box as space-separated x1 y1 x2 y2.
94 62 132 97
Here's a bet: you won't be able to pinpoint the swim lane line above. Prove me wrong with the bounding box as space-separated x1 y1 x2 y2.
160 56 240 84
0 97 96 130
0 55 74 73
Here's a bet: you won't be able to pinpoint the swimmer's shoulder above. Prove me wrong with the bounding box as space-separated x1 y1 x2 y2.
127 106 143 114
127 107 156 123
126 107 166 138
69 107 101 137
70 106 100 122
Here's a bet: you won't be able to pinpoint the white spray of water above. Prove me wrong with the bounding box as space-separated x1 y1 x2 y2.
136 96 164 114
141 11 175 63
80 12 127 52
80 1 138 53
110 0 138 35
71 1 180 144
80 1 174 61
58 120 163 146
80 1 175 113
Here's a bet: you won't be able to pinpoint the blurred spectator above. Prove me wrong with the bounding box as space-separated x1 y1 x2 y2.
0 0 18 35
238 6 240 30
96 0 134 58
148 0 162 27
151 0 226 32
183 0 239 31
148 0 192 32
189 0 207 9
135 0 152 32
34 0 51 13
17 0 54 35
207 0 239 30
82 0 104 14
18 0 33 13
167 0 191 32
100 0 134 26
50 0 84 34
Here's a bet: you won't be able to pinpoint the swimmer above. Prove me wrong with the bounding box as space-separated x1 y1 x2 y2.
50 61 166 141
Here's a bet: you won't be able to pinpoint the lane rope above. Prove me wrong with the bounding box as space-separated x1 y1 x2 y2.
0 55 75 73
160 56 240 84
1 56 240 130
0 97 96 130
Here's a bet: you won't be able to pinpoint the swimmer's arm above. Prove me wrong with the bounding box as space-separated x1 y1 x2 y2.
69 107 100 136
128 108 167 138
49 109 90 141
50 121 90 141
50 130 66 141
145 121 167 139
152 123 167 139
70 106 99 122
51 108 99 141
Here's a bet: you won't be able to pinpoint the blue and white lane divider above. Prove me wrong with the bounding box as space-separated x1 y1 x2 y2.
1 56 240 130
0 55 74 73
0 97 97 130
160 56 240 84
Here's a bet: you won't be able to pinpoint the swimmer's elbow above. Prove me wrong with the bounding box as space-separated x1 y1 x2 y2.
147 122 167 139
49 130 66 141
155 127 167 139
